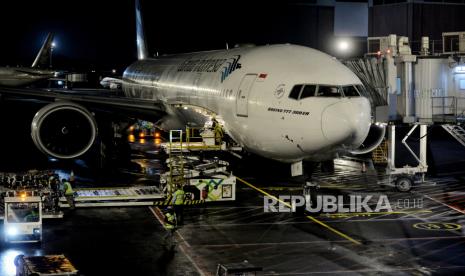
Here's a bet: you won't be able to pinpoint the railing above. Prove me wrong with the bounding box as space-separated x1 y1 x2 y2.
410 39 444 55
431 96 465 123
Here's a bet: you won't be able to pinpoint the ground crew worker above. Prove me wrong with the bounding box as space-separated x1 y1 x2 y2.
62 179 75 210
211 117 223 145
24 208 39 222
172 185 186 225
163 206 177 250
48 174 56 189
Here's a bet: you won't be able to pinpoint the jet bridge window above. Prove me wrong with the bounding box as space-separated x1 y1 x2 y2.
316 86 342 97
289 85 303 100
342 86 360 97
300 85 317 99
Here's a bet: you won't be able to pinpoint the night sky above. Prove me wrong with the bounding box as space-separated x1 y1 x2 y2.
0 1 367 70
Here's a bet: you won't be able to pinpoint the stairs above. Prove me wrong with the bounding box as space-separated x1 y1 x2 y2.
442 124 465 147
167 130 186 195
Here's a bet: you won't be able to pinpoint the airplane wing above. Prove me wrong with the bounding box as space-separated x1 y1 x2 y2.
0 86 167 159
0 87 166 120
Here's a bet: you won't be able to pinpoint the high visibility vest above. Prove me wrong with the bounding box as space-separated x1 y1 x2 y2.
173 189 185 205
214 125 223 139
164 212 176 230
63 182 74 195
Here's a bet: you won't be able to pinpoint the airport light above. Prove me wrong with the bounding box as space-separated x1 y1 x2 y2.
6 226 18 236
336 39 351 53
50 41 56 68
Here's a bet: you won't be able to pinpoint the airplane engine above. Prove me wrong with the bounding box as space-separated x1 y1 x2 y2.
349 123 386 155
31 101 98 159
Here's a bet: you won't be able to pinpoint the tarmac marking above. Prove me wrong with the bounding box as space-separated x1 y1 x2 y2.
322 210 432 219
178 245 206 276
148 206 192 248
198 235 465 248
423 194 465 215
148 206 207 276
236 176 362 245
265 265 465 275
413 222 462 231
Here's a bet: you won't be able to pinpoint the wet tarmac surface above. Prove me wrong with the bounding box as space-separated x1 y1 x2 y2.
0 132 465 275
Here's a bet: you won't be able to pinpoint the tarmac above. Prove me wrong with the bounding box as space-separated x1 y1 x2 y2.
0 130 465 275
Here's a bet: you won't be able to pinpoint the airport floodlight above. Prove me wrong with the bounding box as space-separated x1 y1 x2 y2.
337 39 350 52
50 41 56 68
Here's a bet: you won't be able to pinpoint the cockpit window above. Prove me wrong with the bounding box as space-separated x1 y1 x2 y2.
289 85 303 100
300 85 316 99
355 85 365 96
316 86 341 97
342 86 360 97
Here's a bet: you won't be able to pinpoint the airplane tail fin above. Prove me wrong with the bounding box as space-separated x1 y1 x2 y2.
136 0 148 60
31 32 54 68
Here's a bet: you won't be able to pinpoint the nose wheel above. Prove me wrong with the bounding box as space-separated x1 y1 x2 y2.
301 181 320 214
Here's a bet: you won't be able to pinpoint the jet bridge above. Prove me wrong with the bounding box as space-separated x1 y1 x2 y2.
346 32 465 191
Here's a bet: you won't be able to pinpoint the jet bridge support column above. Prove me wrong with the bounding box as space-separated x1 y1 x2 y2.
396 54 417 123
388 124 396 171
387 124 429 191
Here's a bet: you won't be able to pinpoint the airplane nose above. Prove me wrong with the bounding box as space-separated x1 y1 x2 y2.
321 98 371 148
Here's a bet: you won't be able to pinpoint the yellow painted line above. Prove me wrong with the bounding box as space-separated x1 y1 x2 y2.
260 187 303 191
236 177 362 245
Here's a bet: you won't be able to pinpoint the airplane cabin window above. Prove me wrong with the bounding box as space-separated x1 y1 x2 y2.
316 85 341 97
289 85 303 100
342 86 360 97
299 85 316 99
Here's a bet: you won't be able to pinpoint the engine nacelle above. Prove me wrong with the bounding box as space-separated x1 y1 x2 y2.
349 123 386 155
31 101 98 159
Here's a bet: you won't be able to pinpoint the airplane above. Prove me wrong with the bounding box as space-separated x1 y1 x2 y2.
0 33 56 87
0 0 384 176
100 77 122 90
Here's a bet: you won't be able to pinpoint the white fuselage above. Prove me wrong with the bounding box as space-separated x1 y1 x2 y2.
122 44 371 162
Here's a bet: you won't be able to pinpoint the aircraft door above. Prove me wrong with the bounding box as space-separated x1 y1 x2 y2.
236 74 257 117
